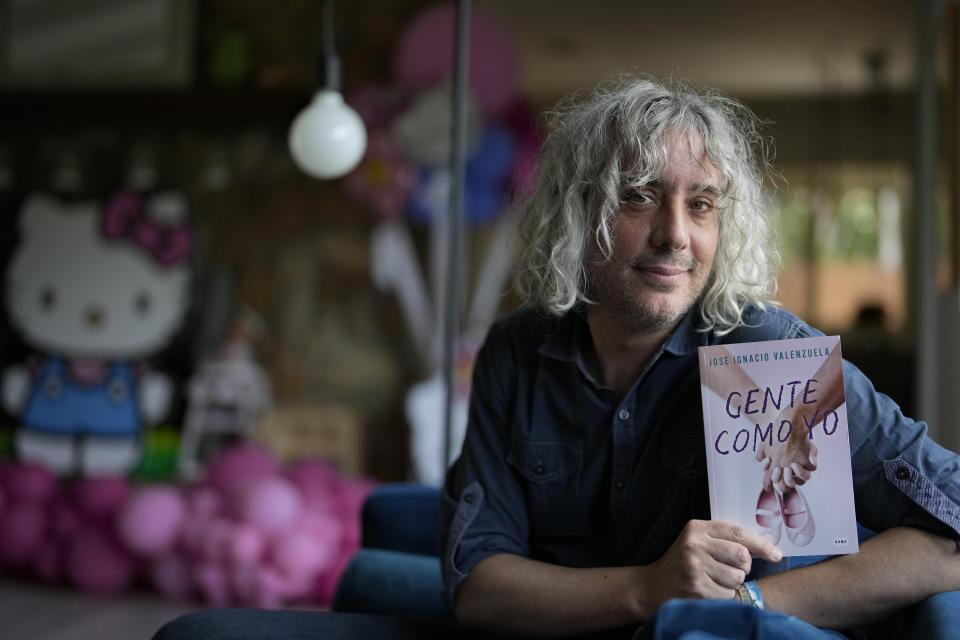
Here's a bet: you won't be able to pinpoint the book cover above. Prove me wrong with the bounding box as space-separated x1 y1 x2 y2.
698 335 858 557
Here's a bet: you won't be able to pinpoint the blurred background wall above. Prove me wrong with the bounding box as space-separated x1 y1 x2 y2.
0 0 957 483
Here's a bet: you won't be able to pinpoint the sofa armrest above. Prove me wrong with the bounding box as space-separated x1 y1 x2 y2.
362 483 442 556
331 548 448 618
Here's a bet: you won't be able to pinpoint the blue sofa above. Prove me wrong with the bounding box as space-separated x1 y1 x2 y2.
332 483 960 637
333 483 449 619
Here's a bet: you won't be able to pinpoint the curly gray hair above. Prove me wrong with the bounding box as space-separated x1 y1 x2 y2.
513 76 780 334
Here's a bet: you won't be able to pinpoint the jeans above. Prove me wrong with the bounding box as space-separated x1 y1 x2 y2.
633 600 848 639
153 600 847 640
153 609 468 640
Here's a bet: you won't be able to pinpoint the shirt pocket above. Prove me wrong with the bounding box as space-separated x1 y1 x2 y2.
507 436 587 537
661 432 707 480
646 432 709 550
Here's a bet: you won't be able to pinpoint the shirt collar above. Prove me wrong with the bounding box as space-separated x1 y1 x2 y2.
537 309 583 363
538 306 702 364
663 308 701 356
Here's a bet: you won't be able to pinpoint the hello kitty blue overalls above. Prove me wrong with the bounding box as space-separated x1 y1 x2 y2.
22 358 140 436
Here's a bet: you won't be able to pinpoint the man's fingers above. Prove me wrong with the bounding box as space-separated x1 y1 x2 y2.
708 521 782 564
703 555 747 591
703 537 752 592
669 521 780 602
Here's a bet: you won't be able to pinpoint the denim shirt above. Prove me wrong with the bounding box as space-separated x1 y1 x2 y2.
440 305 960 604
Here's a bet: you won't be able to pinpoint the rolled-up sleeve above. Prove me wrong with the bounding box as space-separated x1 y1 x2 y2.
439 323 531 606
845 360 960 541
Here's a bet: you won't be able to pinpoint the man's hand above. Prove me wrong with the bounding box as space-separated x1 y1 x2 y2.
756 420 818 493
642 520 782 609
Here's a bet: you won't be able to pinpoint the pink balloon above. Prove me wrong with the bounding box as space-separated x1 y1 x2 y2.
50 497 82 541
393 3 518 118
33 537 62 582
66 527 136 593
232 563 289 609
341 132 418 221
230 562 259 606
117 485 186 557
237 477 301 533
336 477 376 516
185 485 222 518
314 551 353 605
205 443 279 492
198 517 236 562
0 502 47 568
228 522 266 564
287 460 340 513
257 567 294 608
72 475 131 521
2 462 57 505
178 510 213 556
270 528 331 580
510 130 541 197
338 512 361 554
193 560 231 607
150 554 195 600
299 510 343 550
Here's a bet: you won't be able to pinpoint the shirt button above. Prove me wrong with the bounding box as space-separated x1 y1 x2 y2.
618 409 630 420
895 466 910 481
615 480 625 490
535 464 545 475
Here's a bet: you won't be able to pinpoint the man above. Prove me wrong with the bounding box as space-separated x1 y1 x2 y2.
440 76 960 638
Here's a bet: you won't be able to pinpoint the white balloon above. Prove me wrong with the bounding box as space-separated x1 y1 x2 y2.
391 80 482 168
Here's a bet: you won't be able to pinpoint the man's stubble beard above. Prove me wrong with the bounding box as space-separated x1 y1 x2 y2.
586 251 708 336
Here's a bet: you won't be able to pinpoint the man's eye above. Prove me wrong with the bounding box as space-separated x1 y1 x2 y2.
691 200 715 212
624 191 652 205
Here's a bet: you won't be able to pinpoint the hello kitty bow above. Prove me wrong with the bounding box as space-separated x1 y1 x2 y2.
102 189 193 267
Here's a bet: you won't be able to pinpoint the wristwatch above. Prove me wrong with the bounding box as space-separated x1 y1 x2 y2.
736 580 764 609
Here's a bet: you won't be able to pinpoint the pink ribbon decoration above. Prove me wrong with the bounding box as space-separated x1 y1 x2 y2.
102 190 193 267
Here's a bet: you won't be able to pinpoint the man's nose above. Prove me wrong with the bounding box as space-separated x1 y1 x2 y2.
650 199 689 250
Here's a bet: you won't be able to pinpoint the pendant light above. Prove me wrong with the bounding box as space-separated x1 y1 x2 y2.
288 0 367 179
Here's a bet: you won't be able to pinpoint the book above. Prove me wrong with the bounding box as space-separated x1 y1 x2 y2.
697 335 859 557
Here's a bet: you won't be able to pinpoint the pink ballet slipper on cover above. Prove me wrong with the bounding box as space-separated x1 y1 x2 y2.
754 486 782 545
780 487 815 547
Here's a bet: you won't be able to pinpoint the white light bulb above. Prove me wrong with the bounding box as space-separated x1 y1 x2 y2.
288 89 367 179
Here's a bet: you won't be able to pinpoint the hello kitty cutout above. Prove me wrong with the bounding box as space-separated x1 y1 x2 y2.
2 189 194 476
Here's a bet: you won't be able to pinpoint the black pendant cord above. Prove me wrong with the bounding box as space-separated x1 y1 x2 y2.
317 0 341 91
